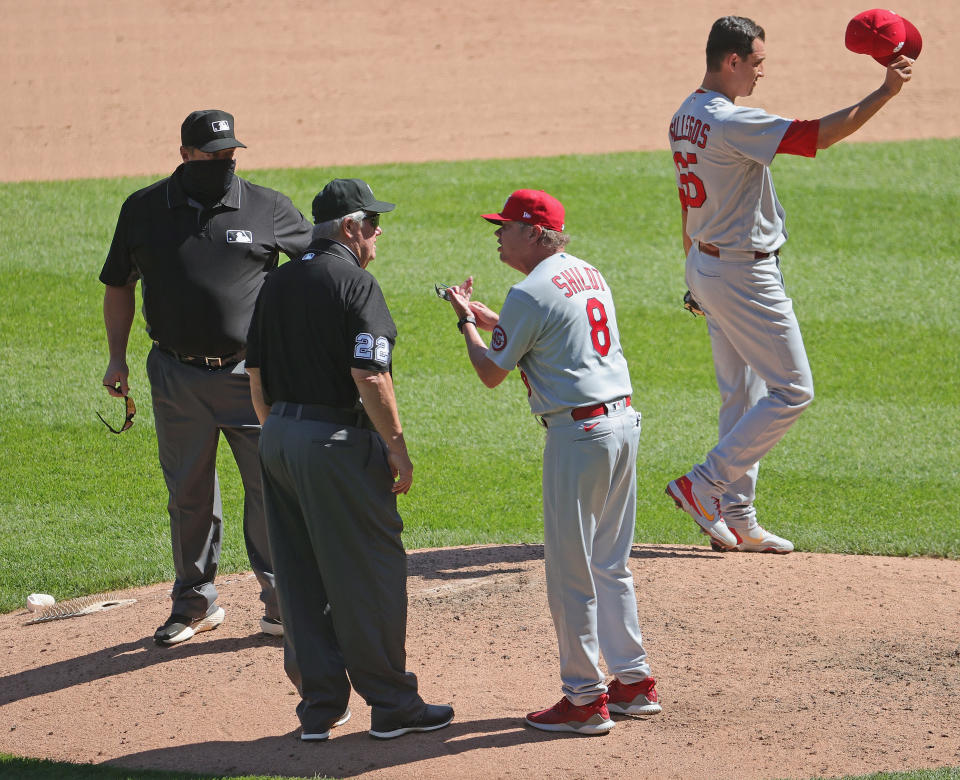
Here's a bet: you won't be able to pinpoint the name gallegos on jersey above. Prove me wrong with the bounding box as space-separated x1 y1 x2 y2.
669 113 711 148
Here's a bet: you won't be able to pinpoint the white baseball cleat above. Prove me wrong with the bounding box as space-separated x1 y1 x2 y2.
711 525 794 554
665 475 737 549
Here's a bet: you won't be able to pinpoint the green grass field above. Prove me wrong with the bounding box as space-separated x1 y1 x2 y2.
0 140 958 778
2 749 959 780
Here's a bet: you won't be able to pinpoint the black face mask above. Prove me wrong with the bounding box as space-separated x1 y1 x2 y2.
180 158 236 205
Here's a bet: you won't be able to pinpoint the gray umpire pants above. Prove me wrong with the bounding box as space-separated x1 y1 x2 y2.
146 346 278 620
257 409 423 735
686 245 815 527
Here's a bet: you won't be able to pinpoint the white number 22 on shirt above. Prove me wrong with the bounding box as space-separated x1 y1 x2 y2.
355 333 390 363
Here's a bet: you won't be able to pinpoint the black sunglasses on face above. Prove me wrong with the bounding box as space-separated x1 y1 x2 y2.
363 212 380 228
97 393 136 434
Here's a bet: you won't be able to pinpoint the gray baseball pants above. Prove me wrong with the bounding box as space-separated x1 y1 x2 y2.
257 410 424 735
686 245 815 526
540 404 651 706
146 346 278 620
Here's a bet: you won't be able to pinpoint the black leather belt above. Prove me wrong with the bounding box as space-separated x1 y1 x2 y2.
271 401 376 431
154 343 244 369
699 242 771 260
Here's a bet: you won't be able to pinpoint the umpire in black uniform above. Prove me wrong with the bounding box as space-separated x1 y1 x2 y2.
246 178 453 741
99 110 313 645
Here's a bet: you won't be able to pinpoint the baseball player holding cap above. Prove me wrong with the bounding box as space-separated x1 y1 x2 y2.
443 190 660 735
100 109 313 644
666 16 914 552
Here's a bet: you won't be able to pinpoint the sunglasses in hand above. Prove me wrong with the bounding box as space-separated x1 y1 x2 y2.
97 391 136 434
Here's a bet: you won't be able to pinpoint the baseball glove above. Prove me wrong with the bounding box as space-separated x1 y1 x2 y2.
683 290 704 317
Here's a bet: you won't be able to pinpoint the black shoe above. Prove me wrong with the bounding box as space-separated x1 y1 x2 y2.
301 707 351 741
369 703 454 739
153 605 225 646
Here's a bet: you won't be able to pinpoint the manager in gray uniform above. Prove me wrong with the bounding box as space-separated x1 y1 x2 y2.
444 190 659 736
246 178 453 741
99 109 313 645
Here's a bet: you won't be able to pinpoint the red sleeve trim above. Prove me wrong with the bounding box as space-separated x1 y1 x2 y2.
776 119 819 158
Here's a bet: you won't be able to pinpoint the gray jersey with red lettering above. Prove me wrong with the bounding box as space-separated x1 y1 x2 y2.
669 89 792 253
486 252 632 416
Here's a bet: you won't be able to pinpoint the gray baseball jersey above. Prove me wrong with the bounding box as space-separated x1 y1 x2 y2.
480 248 651 705
486 252 632 415
667 87 818 540
669 89 794 253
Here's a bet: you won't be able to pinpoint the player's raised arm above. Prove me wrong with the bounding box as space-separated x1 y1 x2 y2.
817 9 921 149
816 56 913 149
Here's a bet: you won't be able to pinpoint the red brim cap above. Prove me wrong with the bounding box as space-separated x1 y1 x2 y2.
895 17 923 62
845 9 922 66
481 189 565 232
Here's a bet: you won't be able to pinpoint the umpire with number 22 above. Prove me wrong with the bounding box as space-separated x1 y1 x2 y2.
246 178 453 741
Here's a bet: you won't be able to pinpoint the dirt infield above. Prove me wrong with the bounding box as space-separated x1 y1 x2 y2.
2 546 959 778
2 0 960 778
3 0 957 182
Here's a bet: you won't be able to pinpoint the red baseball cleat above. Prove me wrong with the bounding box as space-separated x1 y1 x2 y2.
525 694 614 735
607 677 662 715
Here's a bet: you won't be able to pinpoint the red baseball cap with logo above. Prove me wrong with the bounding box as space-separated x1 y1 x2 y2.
845 9 922 66
482 189 565 232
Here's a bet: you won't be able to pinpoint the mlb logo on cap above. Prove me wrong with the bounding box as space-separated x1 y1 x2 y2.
180 109 247 153
845 9 922 66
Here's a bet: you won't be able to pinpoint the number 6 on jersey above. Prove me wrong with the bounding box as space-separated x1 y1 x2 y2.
673 152 707 209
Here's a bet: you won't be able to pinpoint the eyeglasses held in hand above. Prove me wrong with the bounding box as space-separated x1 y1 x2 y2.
434 282 452 301
97 393 136 434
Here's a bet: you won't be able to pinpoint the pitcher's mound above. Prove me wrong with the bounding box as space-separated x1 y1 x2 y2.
2 544 958 779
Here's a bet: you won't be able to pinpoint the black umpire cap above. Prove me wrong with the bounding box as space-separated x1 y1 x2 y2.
312 179 396 223
180 109 247 153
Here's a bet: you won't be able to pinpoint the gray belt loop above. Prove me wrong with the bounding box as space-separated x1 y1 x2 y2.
295 403 303 421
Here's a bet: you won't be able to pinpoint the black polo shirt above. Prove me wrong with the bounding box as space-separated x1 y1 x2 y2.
99 165 313 356
246 239 397 408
